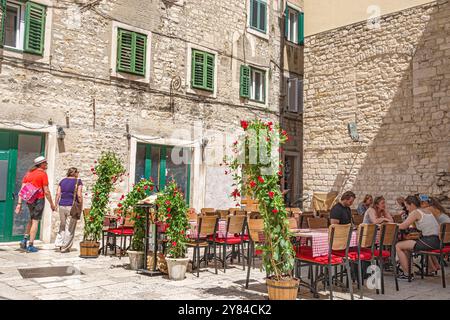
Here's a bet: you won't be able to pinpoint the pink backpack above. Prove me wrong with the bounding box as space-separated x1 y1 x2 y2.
19 183 41 204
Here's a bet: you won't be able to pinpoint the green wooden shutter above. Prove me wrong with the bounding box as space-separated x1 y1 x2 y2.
24 2 46 55
205 53 214 91
284 6 289 39
117 29 133 74
0 0 6 47
191 50 205 89
240 65 250 98
134 33 147 76
299 12 304 45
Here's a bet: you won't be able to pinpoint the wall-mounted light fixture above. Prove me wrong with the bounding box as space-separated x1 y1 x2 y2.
57 126 66 140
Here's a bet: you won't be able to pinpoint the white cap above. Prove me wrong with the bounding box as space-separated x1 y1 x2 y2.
34 156 47 166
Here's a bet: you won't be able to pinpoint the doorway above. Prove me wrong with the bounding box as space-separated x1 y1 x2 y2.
0 130 46 242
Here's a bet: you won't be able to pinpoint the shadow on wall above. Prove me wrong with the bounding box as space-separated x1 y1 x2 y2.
305 1 450 211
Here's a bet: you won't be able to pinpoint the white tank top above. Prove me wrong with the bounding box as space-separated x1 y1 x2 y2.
415 209 439 237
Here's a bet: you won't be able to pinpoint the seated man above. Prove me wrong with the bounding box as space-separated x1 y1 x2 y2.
330 191 356 225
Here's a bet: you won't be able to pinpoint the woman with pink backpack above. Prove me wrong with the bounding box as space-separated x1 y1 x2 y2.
15 156 56 253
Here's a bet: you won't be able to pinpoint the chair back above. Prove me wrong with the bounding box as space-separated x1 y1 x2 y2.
300 212 315 228
197 216 218 237
227 215 247 235
439 223 450 244
247 219 264 243
201 208 215 215
392 214 403 223
290 208 302 214
329 224 352 251
235 210 248 216
123 213 135 228
288 218 298 230
216 210 229 219
319 211 330 219
249 211 262 219
187 208 198 220
204 211 218 217
352 214 364 226
357 224 377 249
379 223 399 247
307 217 328 229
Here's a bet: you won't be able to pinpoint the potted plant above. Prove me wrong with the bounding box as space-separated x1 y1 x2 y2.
80 152 125 258
225 119 298 300
117 178 155 270
156 180 190 281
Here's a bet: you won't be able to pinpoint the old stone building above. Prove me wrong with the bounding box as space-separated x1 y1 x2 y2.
0 0 304 243
302 0 450 211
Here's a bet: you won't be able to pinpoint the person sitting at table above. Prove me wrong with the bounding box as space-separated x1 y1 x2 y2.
363 196 393 224
330 191 356 225
357 194 373 215
396 195 441 281
426 197 450 224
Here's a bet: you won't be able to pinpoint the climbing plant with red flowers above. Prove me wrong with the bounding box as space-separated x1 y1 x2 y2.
225 119 295 281
156 181 190 259
117 178 155 252
84 152 125 242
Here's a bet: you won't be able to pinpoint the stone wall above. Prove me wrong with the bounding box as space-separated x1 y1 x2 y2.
0 0 302 241
303 0 450 211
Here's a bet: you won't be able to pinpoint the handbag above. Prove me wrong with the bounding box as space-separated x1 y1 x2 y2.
69 179 82 220
19 183 41 204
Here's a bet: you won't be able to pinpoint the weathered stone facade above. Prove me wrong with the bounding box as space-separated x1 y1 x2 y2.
303 1 450 211
0 0 303 242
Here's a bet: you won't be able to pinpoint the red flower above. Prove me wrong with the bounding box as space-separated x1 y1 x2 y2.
267 121 273 126
172 242 177 247
165 200 171 205
150 186 154 191
89 216 94 221
225 171 229 175
231 189 240 198
94 160 97 164
268 191 275 199
167 214 172 218
240 120 249 130
180 230 185 235
258 176 265 184
167 207 172 212
236 203 241 207
249 181 256 188
144 185 148 190
282 130 288 136
278 171 283 176
233 141 238 146
120 194 125 200
272 209 279 214
136 216 141 220
117 203 122 208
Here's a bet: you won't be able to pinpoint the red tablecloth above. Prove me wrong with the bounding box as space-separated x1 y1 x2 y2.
298 229 358 257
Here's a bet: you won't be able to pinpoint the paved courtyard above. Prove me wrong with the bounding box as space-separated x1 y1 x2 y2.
0 241 449 300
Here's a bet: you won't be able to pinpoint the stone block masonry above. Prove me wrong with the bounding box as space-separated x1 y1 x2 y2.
303 1 450 211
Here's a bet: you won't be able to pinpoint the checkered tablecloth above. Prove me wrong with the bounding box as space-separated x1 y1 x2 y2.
298 229 358 257
187 219 232 239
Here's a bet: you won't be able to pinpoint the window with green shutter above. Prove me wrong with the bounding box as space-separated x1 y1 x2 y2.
249 0 267 33
24 1 46 55
240 65 250 98
191 49 215 92
285 6 304 45
0 0 6 47
117 28 147 76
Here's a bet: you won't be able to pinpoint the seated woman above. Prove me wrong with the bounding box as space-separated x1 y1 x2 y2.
363 196 393 224
423 197 450 224
396 195 441 281
357 194 373 215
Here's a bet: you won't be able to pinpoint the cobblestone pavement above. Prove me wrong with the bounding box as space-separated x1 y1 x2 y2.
0 241 449 300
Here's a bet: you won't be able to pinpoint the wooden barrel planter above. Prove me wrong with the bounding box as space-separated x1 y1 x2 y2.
266 278 299 300
79 241 100 258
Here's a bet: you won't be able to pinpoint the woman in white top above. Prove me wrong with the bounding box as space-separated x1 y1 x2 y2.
395 196 441 280
362 196 393 224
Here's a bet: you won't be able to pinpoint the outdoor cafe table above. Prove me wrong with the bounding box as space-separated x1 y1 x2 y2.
292 228 358 257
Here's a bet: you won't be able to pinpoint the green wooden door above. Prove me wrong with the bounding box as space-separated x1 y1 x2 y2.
135 144 191 204
0 130 45 242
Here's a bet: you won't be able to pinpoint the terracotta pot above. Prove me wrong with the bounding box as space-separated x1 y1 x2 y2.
128 251 144 270
166 257 190 281
79 241 100 258
266 278 299 300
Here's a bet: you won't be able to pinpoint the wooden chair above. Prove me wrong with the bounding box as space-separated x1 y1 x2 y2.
249 211 262 219
295 224 354 300
103 210 135 257
187 208 198 221
352 214 364 226
415 223 450 288
319 210 331 220
377 223 399 293
300 211 315 228
186 216 219 277
235 210 248 216
213 215 247 273
307 217 329 229
204 211 218 217
216 210 229 219
392 214 403 223
288 217 299 230
201 208 215 215
245 219 265 289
